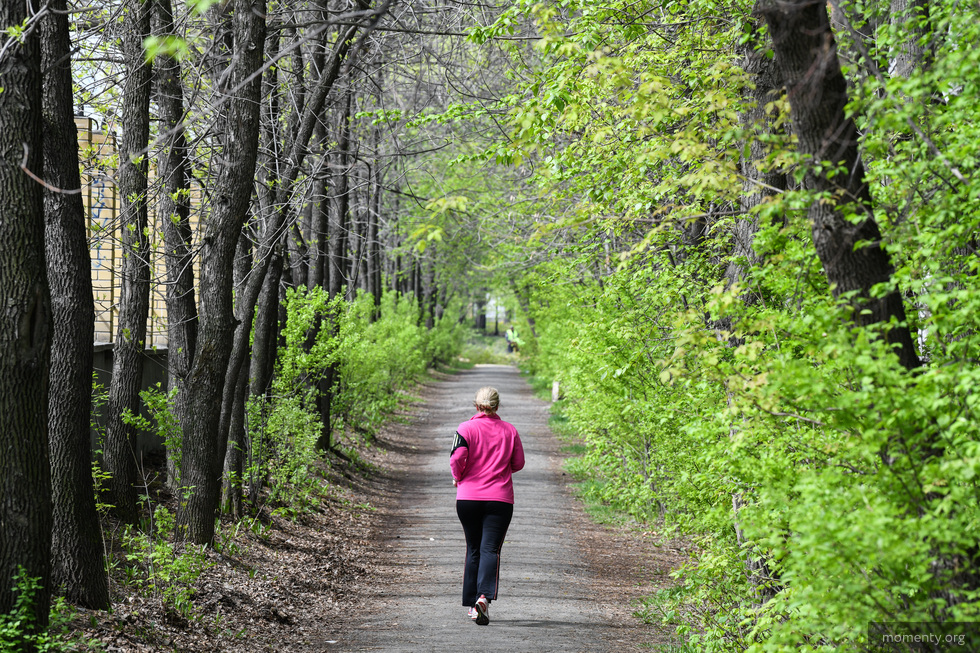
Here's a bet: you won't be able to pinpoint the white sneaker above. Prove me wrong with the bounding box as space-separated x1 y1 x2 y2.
474 595 489 625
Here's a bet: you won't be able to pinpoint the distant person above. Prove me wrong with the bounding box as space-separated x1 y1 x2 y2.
450 386 525 625
504 326 519 353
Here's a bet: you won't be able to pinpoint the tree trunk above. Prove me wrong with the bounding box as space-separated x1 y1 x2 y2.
310 145 330 291
219 233 253 516
104 0 154 524
475 290 487 333
217 14 388 466
318 86 357 451
756 0 919 370
221 24 282 507
155 0 197 492
720 33 789 606
423 259 435 329
223 239 281 514
329 87 353 300
178 0 266 546
725 31 787 292
318 88 353 449
41 0 110 610
0 0 53 627
369 147 382 316
889 0 931 78
413 257 423 323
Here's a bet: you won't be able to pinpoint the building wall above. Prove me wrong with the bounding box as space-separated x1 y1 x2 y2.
91 345 170 456
78 116 194 350
79 117 181 455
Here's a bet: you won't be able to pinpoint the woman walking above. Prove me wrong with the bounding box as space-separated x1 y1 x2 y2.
450 386 525 625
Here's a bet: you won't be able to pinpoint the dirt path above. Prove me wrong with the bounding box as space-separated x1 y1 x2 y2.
343 364 683 652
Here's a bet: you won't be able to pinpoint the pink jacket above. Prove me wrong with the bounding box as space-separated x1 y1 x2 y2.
450 412 525 504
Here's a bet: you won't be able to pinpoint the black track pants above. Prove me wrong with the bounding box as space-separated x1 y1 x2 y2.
456 500 514 606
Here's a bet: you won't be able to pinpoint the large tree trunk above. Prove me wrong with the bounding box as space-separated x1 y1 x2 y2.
222 235 280 515
104 0 154 524
220 26 282 513
725 32 787 292
219 233 251 516
0 0 53 628
41 0 110 610
178 0 266 545
756 0 919 370
155 0 197 492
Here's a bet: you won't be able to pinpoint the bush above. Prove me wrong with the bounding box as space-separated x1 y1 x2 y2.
0 568 81 652
243 288 464 510
523 248 980 650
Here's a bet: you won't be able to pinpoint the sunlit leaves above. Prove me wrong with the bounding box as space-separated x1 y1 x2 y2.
142 35 190 63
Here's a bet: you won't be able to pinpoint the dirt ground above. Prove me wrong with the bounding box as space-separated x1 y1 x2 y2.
68 365 689 651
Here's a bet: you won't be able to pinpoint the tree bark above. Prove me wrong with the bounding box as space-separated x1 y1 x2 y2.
413 257 423 323
423 259 435 329
217 10 389 467
368 134 382 316
223 237 281 514
155 0 197 492
309 141 330 292
725 31 787 291
218 232 252 516
41 0 110 610
104 0 154 523
475 291 487 333
889 0 931 78
0 0 53 627
178 0 266 545
756 0 919 370
329 86 353 300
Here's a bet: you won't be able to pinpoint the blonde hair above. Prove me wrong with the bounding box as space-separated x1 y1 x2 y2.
474 386 500 414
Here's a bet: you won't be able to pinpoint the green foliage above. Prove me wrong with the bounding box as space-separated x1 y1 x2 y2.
331 291 464 432
244 287 464 511
122 385 181 482
142 35 190 62
246 391 322 507
478 0 980 649
460 331 514 365
0 568 84 652
119 506 210 621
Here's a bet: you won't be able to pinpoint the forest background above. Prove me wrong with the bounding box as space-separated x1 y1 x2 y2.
1 0 979 650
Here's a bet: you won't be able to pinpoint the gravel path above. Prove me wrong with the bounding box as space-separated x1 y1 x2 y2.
346 364 625 652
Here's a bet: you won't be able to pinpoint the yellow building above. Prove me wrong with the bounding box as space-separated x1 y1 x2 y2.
78 117 177 350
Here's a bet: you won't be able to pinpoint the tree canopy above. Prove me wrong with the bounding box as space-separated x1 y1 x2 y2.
2 0 980 649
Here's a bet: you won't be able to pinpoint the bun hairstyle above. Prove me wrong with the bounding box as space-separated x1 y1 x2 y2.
474 386 500 414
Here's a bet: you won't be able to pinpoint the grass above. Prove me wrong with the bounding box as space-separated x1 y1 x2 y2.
526 373 556 401
458 329 516 365
568 478 631 525
561 442 588 455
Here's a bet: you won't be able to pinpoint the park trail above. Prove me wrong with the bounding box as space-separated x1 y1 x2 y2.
342 364 658 653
